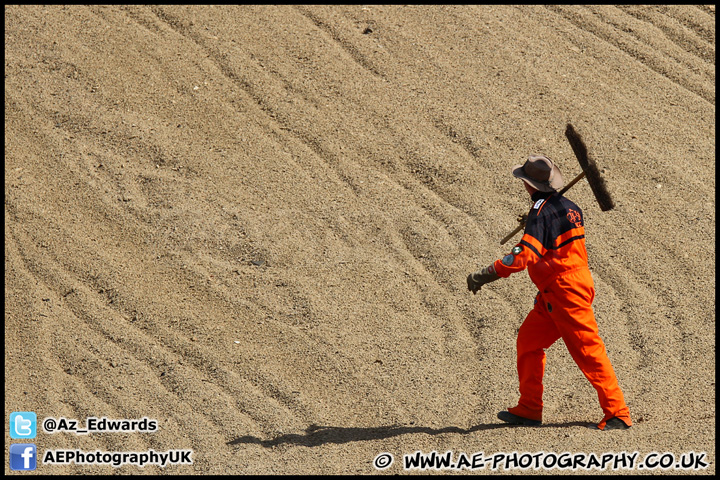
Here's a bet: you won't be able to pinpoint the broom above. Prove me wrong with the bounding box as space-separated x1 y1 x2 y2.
500 124 615 245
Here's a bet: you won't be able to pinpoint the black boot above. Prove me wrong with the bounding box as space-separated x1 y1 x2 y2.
600 417 631 430
497 410 542 426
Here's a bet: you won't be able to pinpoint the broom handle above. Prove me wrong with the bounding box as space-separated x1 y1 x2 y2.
499 170 586 245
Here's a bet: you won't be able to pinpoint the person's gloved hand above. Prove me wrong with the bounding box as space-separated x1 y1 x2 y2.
467 266 500 294
517 213 528 226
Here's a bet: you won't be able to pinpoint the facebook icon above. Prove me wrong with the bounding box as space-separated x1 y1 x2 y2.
10 444 37 471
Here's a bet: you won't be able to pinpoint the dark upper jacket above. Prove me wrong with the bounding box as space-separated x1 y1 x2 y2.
493 191 590 290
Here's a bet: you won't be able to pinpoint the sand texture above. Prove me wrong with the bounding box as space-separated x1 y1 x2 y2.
5 5 715 475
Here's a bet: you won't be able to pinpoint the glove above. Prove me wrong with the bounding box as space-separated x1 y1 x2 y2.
517 213 528 226
467 266 500 294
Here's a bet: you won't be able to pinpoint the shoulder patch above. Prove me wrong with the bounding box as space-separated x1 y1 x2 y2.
567 208 582 227
533 199 545 210
501 254 515 266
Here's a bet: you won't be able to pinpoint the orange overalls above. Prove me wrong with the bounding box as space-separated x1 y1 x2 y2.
491 191 631 430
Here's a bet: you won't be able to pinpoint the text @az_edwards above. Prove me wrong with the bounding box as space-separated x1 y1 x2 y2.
42 416 158 434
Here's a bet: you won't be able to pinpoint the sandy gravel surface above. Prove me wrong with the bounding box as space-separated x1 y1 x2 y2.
5 5 715 475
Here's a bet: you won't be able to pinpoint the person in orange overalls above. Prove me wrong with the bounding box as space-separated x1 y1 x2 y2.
467 155 632 430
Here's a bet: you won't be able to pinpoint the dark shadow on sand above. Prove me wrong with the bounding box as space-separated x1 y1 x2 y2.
227 421 591 448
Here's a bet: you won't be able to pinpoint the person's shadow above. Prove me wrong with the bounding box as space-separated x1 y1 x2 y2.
227 421 591 448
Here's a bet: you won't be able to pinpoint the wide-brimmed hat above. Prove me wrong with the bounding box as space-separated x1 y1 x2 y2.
512 154 564 192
